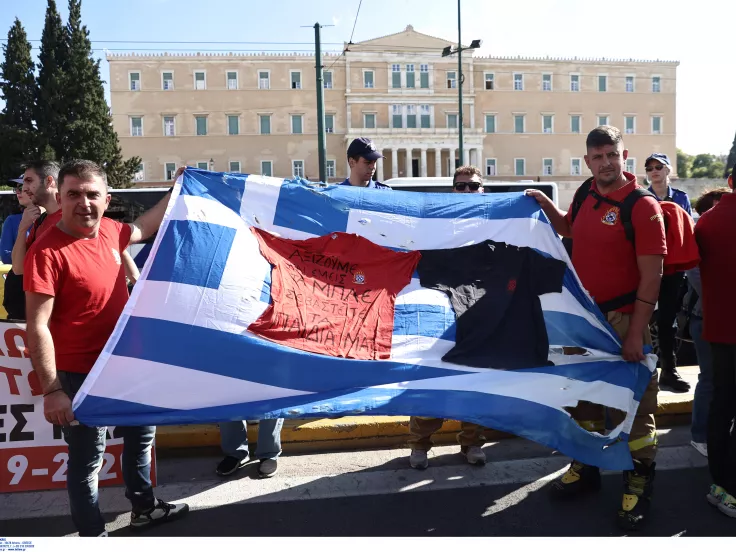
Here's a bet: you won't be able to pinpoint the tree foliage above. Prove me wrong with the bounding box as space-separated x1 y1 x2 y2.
677 150 725 179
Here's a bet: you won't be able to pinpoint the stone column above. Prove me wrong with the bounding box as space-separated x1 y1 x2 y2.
420 148 428 177
434 148 442 177
376 154 384 182
477 149 484 173
391 148 399 179
449 148 456 174
405 148 412 177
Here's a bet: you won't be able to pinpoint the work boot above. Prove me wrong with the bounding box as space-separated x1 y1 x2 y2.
409 449 429 470
658 367 690 393
617 460 655 531
549 460 601 498
461 445 487 466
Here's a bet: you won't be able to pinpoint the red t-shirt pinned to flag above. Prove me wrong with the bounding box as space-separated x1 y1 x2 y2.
249 229 421 360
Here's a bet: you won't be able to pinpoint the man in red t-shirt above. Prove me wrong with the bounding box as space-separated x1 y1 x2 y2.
24 160 188 536
694 170 736 518
527 126 666 531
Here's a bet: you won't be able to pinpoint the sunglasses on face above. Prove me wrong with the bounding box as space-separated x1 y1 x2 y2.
454 182 481 191
645 164 664 172
13 186 23 193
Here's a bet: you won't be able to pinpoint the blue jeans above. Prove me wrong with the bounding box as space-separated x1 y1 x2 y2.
59 371 156 537
690 317 714 443
219 419 284 461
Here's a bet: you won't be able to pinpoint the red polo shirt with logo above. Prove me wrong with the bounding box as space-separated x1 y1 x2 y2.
564 172 667 313
24 218 132 374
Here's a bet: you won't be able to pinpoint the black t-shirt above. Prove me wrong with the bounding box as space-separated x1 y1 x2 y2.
417 240 567 369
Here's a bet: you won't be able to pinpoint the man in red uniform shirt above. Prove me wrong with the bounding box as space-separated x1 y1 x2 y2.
24 160 189 536
695 169 736 519
527 126 666 530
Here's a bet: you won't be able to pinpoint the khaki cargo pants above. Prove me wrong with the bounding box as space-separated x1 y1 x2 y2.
567 311 659 465
408 417 485 451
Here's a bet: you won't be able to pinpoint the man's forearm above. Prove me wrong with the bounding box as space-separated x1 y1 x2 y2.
627 274 662 345
27 323 59 392
541 203 572 238
11 232 27 274
130 190 172 244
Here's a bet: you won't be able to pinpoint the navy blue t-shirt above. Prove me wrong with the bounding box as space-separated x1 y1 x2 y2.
338 178 391 190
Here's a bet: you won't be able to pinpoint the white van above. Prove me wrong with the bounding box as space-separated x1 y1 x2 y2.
383 177 559 207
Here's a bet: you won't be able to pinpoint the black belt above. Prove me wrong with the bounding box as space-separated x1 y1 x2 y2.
596 290 638 314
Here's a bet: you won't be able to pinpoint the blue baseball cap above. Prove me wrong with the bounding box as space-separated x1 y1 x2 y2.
347 137 384 161
8 174 24 185
645 153 671 167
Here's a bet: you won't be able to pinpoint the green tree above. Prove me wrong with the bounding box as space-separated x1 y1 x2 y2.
0 18 37 183
62 0 139 187
35 0 68 160
725 130 736 178
676 148 691 178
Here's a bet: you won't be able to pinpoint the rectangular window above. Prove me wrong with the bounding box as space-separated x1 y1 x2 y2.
364 70 374 89
598 115 609 126
261 160 272 177
227 71 238 90
165 162 177 181
197 161 209 170
543 115 553 133
625 116 636 134
392 64 401 88
420 105 431 128
229 161 241 173
514 114 525 133
194 71 206 90
543 158 553 176
626 75 635 92
227 115 239 135
195 115 207 136
291 71 302 90
326 160 336 178
484 72 495 90
163 116 175 136
570 74 580 92
420 64 429 88
130 116 143 137
134 163 144 182
542 73 552 91
406 105 417 128
598 75 607 92
570 115 581 134
392 105 403 128
291 114 303 134
486 158 497 176
259 71 270 90
485 114 496 133
515 158 526 176
406 64 415 88
652 116 662 134
447 71 457 89
323 71 333 89
292 160 304 178
162 71 173 90
129 72 140 91
364 113 376 129
325 114 334 133
571 158 582 176
652 76 661 93
259 114 271 135
447 113 458 129
514 73 524 91
626 158 636 174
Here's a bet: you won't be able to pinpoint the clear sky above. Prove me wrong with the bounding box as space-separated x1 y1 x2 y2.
2 0 734 155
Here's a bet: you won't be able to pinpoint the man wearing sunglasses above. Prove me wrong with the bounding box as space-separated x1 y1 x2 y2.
452 165 484 193
645 153 692 393
1 176 33 319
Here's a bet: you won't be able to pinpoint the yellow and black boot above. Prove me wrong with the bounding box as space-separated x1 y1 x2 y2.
618 459 655 530
549 460 602 497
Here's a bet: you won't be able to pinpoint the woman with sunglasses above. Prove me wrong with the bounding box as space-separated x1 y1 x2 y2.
0 176 33 320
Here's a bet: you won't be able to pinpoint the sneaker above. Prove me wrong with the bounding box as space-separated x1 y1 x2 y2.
462 445 487 466
659 369 691 393
409 449 429 470
708 485 736 518
707 484 725 507
549 460 601 498
216 455 248 476
257 458 278 478
130 499 190 532
617 460 655 531
690 441 708 457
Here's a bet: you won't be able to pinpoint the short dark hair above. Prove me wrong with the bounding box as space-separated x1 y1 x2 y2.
694 187 730 216
586 125 623 149
23 160 60 184
453 165 483 185
58 159 108 190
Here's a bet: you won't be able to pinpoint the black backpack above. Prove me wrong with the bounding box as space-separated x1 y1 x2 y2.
568 177 659 313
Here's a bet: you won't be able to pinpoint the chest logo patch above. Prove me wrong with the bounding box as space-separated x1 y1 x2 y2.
601 207 620 226
507 278 517 293
353 271 365 285
111 248 122 265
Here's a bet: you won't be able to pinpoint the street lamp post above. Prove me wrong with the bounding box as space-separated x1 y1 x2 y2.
442 0 481 168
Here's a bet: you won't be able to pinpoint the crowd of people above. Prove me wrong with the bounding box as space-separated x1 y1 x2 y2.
1 125 734 536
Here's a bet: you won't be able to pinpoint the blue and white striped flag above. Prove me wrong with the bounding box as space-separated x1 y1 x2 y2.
74 169 656 469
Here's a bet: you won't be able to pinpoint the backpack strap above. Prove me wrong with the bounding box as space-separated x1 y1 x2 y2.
618 188 657 243
569 177 594 224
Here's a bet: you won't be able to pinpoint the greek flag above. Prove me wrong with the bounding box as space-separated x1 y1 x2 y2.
73 169 656 470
